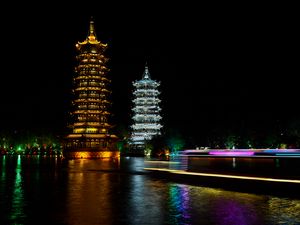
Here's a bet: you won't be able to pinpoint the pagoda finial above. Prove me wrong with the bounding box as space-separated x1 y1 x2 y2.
87 17 97 41
143 62 150 79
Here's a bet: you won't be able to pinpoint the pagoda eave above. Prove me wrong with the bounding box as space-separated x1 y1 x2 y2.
66 134 118 139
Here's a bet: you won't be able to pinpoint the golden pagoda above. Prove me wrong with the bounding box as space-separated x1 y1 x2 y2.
64 18 119 158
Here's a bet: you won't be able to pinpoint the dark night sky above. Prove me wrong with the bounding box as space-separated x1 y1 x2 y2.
0 3 298 144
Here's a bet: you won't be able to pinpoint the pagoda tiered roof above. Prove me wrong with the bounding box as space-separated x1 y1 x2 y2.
76 20 107 47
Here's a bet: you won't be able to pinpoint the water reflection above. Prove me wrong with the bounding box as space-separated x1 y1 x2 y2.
66 159 120 225
0 155 5 187
268 197 300 224
10 155 25 223
168 184 191 225
127 173 165 224
1 156 300 225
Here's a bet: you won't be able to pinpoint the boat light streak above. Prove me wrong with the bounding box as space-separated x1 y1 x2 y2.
209 151 255 156
144 168 300 184
275 153 300 156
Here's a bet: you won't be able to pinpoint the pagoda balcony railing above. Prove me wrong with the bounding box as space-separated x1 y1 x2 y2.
132 120 162 124
74 110 110 114
131 124 163 128
73 122 110 127
77 64 101 69
132 121 162 125
75 71 107 80
131 134 161 139
77 94 106 98
134 89 159 92
133 85 160 90
131 133 159 137
76 119 108 123
77 105 107 110
133 96 159 100
77 67 108 73
133 103 161 107
77 94 103 98
77 83 105 88
133 85 160 89
134 90 160 95
76 87 108 91
130 134 159 140
76 75 103 80
76 89 107 98
133 99 161 103
88 94 100 98
132 112 162 116
74 98 108 103
133 83 160 88
77 71 105 76
89 70 100 75
131 127 163 131
132 108 161 113
132 117 162 122
132 114 162 118
132 106 161 110
131 122 163 126
77 106 104 110
74 100 108 105
134 94 160 98
133 101 161 105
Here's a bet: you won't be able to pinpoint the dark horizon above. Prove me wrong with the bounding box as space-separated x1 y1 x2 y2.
0 4 298 146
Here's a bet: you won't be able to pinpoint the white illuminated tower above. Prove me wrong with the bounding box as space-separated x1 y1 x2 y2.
129 63 163 151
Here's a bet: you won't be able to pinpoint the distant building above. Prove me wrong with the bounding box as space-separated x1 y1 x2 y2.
64 18 119 158
129 64 163 153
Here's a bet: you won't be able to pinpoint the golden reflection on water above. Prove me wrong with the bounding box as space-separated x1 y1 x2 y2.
66 159 119 225
268 197 300 224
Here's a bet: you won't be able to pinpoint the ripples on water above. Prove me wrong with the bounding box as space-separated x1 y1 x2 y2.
1 156 300 225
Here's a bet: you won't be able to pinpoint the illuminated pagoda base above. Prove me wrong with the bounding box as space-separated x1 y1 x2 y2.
64 18 119 159
64 134 119 159
63 149 119 159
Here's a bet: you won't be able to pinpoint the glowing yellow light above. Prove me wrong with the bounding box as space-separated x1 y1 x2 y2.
86 128 98 133
67 151 120 159
74 128 85 133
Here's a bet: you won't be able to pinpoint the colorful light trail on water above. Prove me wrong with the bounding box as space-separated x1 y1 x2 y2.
208 151 255 156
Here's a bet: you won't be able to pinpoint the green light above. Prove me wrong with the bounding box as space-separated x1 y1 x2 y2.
11 154 24 221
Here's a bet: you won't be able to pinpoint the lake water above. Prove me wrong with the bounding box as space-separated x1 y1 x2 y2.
1 155 300 225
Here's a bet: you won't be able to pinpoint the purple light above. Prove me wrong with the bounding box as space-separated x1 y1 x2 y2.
209 151 255 156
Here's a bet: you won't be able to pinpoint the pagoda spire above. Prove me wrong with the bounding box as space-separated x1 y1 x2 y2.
87 17 97 41
143 62 151 79
77 17 102 47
